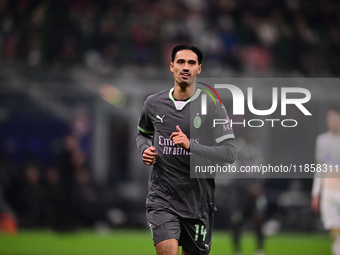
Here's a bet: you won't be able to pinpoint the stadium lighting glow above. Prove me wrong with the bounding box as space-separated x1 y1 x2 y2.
99 84 126 107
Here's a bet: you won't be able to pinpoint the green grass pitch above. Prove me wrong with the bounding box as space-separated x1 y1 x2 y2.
0 230 331 255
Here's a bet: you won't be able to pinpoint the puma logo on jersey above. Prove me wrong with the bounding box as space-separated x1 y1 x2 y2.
205 242 211 249
156 115 165 123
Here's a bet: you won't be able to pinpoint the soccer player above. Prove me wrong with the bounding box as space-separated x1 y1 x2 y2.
311 105 340 255
136 44 237 255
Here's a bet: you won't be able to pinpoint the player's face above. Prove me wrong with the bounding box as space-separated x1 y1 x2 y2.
170 50 202 87
326 110 340 133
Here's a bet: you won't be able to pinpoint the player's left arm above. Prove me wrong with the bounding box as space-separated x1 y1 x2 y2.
188 102 237 163
170 101 237 163
170 125 237 163
189 138 236 163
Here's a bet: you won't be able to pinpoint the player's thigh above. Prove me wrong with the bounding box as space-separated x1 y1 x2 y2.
156 239 179 255
180 213 213 255
147 208 181 247
321 191 340 229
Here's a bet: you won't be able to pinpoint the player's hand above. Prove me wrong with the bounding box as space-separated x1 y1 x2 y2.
142 146 158 166
311 195 320 214
170 125 190 150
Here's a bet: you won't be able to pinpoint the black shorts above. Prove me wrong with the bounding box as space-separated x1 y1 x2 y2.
146 208 213 255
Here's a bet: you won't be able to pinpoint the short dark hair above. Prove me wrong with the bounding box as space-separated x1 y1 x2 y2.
171 44 203 65
329 103 340 114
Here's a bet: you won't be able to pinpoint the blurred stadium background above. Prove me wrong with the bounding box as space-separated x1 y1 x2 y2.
0 0 339 254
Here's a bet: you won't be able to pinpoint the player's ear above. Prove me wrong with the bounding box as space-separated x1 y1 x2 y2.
197 64 202 74
170 62 174 73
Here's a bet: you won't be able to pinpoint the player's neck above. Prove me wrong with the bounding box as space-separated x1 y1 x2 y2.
331 129 340 136
173 83 196 100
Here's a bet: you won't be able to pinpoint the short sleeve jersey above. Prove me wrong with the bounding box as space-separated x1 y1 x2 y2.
137 87 234 218
315 131 340 192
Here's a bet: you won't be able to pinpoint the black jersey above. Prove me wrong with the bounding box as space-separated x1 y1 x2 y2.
137 87 235 218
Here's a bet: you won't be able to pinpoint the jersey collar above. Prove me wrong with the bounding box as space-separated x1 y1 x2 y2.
169 87 201 110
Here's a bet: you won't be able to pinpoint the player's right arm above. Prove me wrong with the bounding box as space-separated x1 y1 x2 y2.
142 146 158 165
135 96 157 165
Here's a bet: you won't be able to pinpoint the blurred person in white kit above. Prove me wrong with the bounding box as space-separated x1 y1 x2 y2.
312 105 340 255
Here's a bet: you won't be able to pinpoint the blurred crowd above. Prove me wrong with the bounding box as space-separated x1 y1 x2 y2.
0 134 109 232
0 0 340 76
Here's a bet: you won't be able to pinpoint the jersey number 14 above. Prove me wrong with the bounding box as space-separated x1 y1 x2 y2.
194 224 207 242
